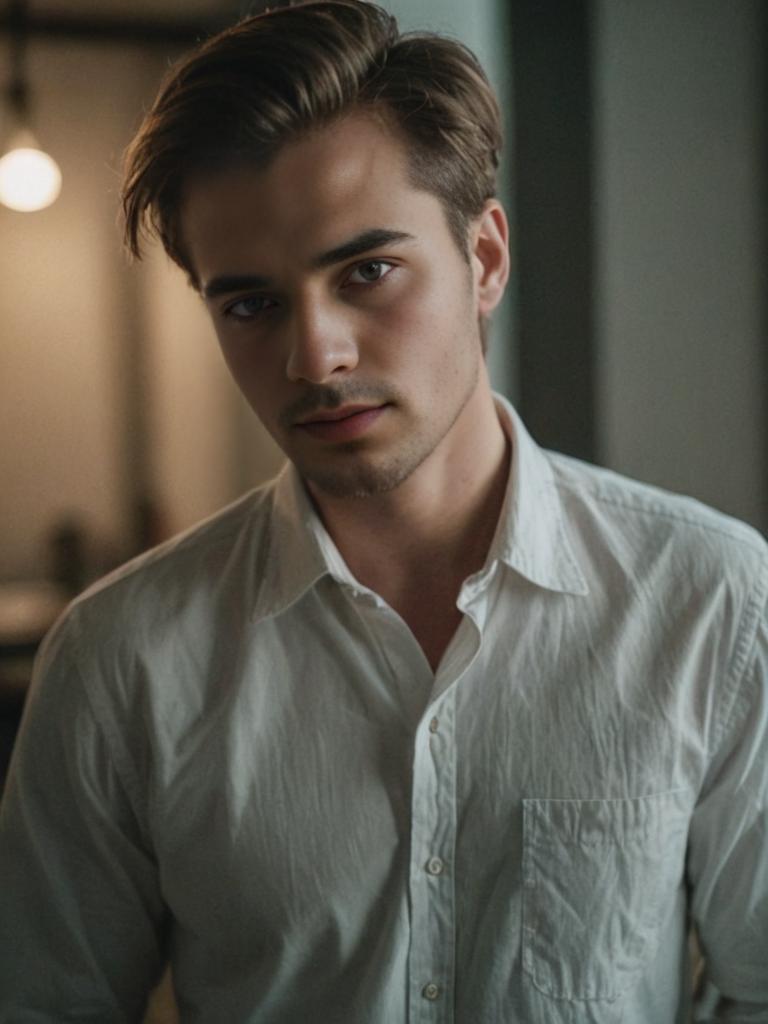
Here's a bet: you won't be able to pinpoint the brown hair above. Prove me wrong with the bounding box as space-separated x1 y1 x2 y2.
122 0 502 278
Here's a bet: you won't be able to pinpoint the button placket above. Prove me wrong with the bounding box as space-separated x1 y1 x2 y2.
408 694 457 1023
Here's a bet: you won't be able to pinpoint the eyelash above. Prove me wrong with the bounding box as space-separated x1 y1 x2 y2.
345 260 396 286
221 259 397 323
223 295 276 321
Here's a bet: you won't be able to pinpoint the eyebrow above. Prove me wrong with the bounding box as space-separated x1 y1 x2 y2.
201 228 415 299
313 228 415 268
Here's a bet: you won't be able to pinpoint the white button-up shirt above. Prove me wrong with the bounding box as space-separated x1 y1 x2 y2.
1 397 767 1023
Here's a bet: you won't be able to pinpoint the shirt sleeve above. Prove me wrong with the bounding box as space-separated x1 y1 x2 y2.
688 566 768 1022
0 611 169 1022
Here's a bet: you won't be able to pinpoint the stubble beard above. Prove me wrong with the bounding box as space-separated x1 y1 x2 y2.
297 433 433 499
285 356 481 501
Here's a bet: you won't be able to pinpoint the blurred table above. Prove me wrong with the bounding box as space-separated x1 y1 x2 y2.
0 581 68 702
0 581 68 789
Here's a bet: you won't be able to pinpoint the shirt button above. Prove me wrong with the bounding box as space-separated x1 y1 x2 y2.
429 717 439 733
422 982 440 1001
426 856 445 876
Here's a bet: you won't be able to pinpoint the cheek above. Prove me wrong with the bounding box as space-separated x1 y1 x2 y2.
216 337 283 416
396 272 477 350
374 273 466 353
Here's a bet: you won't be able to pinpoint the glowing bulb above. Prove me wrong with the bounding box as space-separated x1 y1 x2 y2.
0 145 61 212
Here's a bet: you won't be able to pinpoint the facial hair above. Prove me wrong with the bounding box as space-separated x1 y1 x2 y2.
279 358 480 500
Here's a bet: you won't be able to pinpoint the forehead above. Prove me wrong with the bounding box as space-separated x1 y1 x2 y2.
179 112 449 281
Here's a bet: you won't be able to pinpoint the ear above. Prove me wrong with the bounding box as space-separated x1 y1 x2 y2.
470 200 510 317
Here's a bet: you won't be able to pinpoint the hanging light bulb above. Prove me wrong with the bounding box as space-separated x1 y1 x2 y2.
0 0 61 213
0 128 61 212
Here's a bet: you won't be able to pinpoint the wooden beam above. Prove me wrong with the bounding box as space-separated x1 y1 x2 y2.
0 10 232 48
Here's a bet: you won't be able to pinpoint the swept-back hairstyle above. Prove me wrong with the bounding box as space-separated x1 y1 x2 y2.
122 0 502 278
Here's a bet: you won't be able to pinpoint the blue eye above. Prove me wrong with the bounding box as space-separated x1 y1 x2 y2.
224 295 276 321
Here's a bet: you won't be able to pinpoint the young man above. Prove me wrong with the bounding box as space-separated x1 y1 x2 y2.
1 2 766 1021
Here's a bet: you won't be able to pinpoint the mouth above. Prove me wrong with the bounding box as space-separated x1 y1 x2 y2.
294 403 389 442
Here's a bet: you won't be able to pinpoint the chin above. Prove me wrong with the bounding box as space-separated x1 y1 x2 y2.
301 446 432 500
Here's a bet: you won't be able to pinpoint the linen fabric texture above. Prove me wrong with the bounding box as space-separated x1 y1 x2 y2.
1 396 766 1023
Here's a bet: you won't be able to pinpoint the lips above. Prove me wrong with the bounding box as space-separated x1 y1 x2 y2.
295 403 387 442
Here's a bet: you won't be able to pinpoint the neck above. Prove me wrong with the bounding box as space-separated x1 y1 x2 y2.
306 378 510 612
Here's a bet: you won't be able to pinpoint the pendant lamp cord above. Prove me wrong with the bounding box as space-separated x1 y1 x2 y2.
7 0 29 120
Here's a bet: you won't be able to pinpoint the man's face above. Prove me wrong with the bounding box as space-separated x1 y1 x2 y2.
180 112 502 499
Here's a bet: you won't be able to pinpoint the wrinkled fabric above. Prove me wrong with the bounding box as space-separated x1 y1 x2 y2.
1 396 766 1024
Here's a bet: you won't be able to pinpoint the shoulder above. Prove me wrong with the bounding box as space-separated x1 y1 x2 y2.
548 451 768 583
45 480 278 662
545 453 768 746
27 481 282 774
547 452 767 684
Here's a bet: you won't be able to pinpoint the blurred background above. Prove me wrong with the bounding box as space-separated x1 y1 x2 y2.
1 0 766 773
0 1 764 1017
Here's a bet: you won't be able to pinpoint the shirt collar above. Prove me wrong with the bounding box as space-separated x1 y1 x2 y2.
253 393 589 620
253 462 358 621
491 394 589 596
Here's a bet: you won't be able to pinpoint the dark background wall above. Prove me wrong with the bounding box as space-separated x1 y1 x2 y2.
511 0 766 533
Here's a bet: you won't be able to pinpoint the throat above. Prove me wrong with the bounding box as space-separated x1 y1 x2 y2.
360 563 473 673
310 400 512 671
399 596 464 674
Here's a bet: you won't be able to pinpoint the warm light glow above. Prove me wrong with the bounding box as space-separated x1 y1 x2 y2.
0 145 62 212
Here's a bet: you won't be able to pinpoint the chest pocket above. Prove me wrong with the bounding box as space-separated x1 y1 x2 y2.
522 789 692 1002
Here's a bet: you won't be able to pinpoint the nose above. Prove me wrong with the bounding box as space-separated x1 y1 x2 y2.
285 297 359 384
